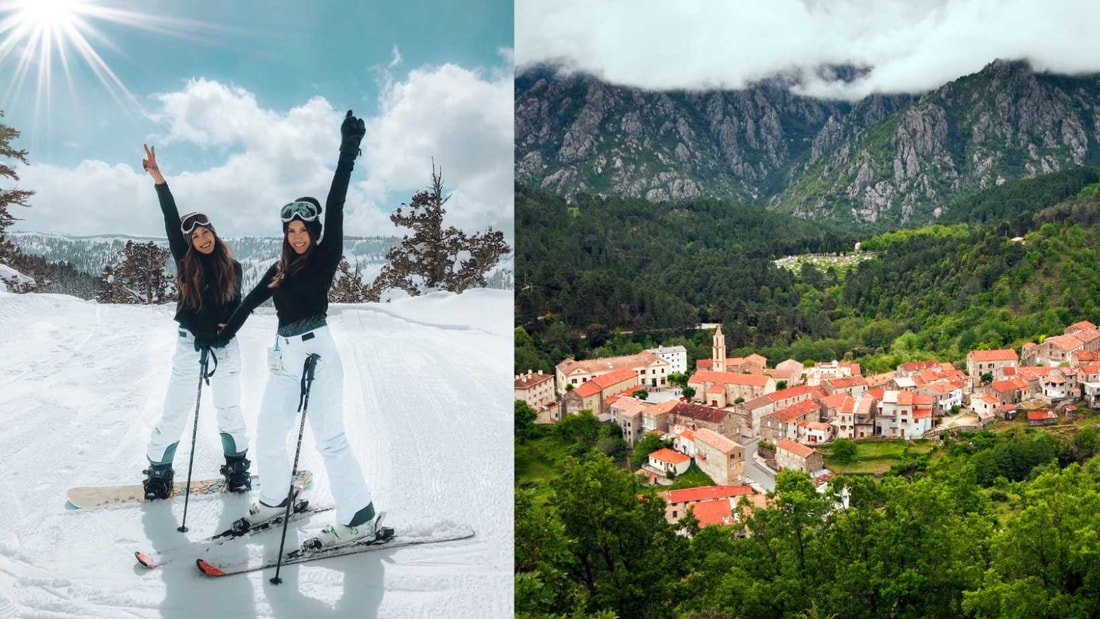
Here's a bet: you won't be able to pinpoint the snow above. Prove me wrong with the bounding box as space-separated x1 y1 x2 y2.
0 289 513 618
0 264 35 292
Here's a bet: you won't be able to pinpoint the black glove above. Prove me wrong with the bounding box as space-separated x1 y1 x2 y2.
340 109 365 158
194 333 228 351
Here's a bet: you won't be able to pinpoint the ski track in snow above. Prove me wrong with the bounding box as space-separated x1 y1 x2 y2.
0 290 512 618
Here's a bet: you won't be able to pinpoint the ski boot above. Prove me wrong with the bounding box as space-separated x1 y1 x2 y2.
229 489 301 535
142 463 175 500
219 453 252 493
301 503 389 551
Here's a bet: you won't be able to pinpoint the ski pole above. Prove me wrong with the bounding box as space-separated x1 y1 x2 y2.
178 346 212 533
271 352 320 585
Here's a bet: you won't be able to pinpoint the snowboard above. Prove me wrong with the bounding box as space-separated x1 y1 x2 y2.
196 520 476 577
65 470 313 510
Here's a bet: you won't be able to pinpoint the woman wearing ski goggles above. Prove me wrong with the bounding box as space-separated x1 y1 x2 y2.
205 110 380 553
180 211 213 234
279 201 321 223
138 144 252 502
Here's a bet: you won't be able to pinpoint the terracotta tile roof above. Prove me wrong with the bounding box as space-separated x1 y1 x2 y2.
678 429 696 442
672 402 728 424
899 360 943 373
772 400 822 423
695 428 741 452
593 367 641 389
690 370 771 387
1045 333 1085 352
572 381 602 398
764 368 794 380
824 376 868 391
657 484 753 504
557 351 665 376
819 393 853 410
865 371 896 387
969 349 1019 362
767 385 820 402
691 498 734 527
1068 320 1097 332
651 400 680 414
1071 328 1100 344
650 448 691 465
799 421 831 431
707 385 726 394
776 359 804 372
777 438 816 459
611 397 652 417
1027 410 1057 422
515 371 554 389
979 393 1001 404
925 382 959 395
913 407 933 419
1017 366 1055 380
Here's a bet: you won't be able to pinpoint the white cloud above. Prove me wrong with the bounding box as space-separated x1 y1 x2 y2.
516 0 1100 98
388 45 403 69
361 61 514 237
13 59 513 241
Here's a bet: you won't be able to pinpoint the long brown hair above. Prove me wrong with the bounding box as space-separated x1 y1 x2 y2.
178 234 237 309
267 233 315 289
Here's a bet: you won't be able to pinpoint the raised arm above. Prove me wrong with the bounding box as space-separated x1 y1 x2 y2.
318 110 366 273
143 144 189 262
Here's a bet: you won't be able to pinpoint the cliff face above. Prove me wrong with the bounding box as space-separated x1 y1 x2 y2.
516 60 1100 227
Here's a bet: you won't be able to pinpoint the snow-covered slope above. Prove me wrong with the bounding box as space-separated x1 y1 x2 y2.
0 289 513 618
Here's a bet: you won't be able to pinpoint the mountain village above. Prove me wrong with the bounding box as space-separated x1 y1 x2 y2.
515 319 1100 530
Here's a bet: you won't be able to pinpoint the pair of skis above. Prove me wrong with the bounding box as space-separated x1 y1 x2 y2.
67 472 475 577
145 509 475 577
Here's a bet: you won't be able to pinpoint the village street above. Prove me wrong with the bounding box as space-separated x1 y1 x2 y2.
741 438 776 492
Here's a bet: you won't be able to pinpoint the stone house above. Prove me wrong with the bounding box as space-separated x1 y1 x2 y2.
649 448 691 477
693 428 745 485
514 370 556 418
775 438 824 473
966 349 1019 383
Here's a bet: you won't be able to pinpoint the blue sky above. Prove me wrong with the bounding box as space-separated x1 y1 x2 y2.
1 0 513 238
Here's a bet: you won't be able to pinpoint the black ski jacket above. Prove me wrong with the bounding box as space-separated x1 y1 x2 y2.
157 183 243 338
219 151 354 338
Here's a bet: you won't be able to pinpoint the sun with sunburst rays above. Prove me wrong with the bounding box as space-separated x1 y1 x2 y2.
0 0 211 116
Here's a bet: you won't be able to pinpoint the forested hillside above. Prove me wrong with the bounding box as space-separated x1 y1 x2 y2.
516 170 1100 374
516 422 1100 619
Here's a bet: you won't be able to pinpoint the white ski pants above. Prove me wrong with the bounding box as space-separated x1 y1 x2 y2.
255 326 372 526
146 330 249 464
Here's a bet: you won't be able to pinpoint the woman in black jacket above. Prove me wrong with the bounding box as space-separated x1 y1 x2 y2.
204 111 376 549
141 144 251 500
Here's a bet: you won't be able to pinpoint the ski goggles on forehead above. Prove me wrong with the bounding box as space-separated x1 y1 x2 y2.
280 201 320 223
180 212 212 234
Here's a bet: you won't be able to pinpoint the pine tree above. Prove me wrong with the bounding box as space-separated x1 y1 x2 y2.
329 257 379 303
0 110 36 291
372 162 510 297
95 241 173 304
95 265 129 303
